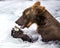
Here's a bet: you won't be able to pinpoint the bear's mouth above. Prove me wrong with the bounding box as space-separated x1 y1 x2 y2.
20 24 26 29
20 22 28 29
15 21 26 29
20 21 33 29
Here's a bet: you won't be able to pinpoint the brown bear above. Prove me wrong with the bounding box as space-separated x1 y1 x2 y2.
15 1 60 42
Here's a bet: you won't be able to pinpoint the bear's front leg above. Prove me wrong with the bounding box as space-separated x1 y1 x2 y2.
11 26 23 38
11 26 38 42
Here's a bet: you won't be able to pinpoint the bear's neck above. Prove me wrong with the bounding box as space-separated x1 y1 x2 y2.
37 10 60 27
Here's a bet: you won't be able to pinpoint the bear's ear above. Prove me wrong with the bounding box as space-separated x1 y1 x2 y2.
33 1 40 7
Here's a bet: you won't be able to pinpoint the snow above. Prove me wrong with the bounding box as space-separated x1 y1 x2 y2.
0 0 60 1
0 1 60 48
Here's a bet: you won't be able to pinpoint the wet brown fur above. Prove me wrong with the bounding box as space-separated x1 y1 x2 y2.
16 1 60 42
